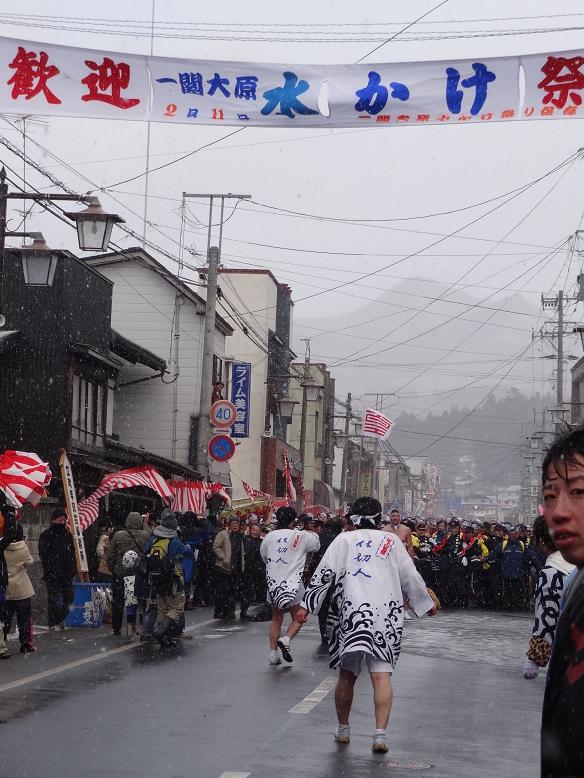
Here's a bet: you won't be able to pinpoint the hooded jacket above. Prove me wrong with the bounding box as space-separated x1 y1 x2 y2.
4 540 34 600
38 523 76 580
106 513 151 578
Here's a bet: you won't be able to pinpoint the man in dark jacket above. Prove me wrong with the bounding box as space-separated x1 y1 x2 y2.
540 429 584 777
492 527 526 611
241 523 266 619
106 511 151 637
38 507 77 630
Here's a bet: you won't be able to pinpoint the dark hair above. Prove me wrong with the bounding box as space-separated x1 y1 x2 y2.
327 517 343 536
51 507 68 521
349 497 382 528
14 523 24 542
532 515 555 551
276 506 297 529
542 428 584 484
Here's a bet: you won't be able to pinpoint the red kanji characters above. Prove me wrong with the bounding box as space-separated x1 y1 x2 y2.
501 109 515 119
457 114 472 121
8 46 61 104
376 115 390 123
564 105 578 116
396 114 409 121
437 114 450 122
541 106 555 117
416 114 430 122
537 55 584 109
523 106 535 117
480 112 493 121
81 58 140 109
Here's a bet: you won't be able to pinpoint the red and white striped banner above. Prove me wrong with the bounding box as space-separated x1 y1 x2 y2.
78 465 173 530
160 480 231 514
0 450 52 508
241 481 271 503
282 452 297 506
363 408 395 440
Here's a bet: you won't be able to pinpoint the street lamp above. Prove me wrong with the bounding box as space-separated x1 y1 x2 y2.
529 433 543 451
65 197 125 251
19 234 60 287
276 396 297 421
549 407 570 425
301 376 323 403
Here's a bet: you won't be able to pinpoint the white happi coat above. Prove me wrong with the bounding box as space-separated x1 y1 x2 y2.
302 528 434 669
260 529 320 609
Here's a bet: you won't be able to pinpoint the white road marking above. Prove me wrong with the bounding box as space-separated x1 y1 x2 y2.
201 634 225 639
289 676 337 713
213 626 244 633
217 772 251 778
0 617 217 694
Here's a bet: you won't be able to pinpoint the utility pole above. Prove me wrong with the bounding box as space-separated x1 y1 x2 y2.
298 339 311 512
195 245 220 480
339 392 352 508
557 289 564 406
186 193 250 480
541 288 577 408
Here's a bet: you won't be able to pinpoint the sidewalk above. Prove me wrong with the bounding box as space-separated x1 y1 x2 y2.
0 606 218 686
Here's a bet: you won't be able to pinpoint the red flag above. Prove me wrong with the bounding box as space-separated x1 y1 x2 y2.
363 408 394 440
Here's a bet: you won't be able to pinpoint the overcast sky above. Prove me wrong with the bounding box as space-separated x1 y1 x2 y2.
2 0 584 419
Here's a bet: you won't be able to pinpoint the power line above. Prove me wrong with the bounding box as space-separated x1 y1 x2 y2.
355 0 449 63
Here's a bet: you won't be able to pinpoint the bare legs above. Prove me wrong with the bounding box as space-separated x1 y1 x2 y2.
335 670 393 736
269 605 303 650
370 672 393 730
335 669 357 725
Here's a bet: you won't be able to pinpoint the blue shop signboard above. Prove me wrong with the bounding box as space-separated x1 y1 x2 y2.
231 361 251 438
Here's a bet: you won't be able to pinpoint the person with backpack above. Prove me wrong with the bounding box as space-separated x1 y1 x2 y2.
143 509 193 649
106 512 150 637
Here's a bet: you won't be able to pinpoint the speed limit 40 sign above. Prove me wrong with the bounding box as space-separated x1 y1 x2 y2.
210 399 237 429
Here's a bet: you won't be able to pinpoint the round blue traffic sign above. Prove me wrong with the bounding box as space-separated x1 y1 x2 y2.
208 434 236 463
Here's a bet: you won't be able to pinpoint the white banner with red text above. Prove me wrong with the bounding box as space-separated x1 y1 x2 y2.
0 36 583 127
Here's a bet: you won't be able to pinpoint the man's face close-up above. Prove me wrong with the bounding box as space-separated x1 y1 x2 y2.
543 457 584 567
390 512 400 526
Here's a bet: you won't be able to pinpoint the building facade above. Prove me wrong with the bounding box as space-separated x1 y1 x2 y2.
87 248 233 486
197 268 297 501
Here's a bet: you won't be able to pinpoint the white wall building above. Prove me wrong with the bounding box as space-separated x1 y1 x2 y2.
87 248 233 483
197 268 295 500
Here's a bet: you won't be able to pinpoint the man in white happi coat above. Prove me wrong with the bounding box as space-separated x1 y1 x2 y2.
295 497 437 754
260 506 320 665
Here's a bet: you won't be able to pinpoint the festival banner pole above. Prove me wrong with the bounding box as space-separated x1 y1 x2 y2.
59 449 89 582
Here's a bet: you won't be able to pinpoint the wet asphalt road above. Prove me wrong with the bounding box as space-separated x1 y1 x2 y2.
0 609 543 778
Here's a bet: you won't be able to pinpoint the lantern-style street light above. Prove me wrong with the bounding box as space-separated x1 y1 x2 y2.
65 196 125 251
276 396 298 421
19 233 62 287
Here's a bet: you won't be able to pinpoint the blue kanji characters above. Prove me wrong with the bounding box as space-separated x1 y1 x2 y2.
355 71 410 115
352 567 372 578
179 72 203 95
207 72 230 98
355 539 373 549
261 71 318 119
354 553 372 563
445 63 496 116
235 76 258 101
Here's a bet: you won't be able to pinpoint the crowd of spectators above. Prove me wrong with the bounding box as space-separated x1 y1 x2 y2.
0 502 544 657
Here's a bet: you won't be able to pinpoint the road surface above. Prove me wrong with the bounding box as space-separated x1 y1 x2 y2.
0 608 543 777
